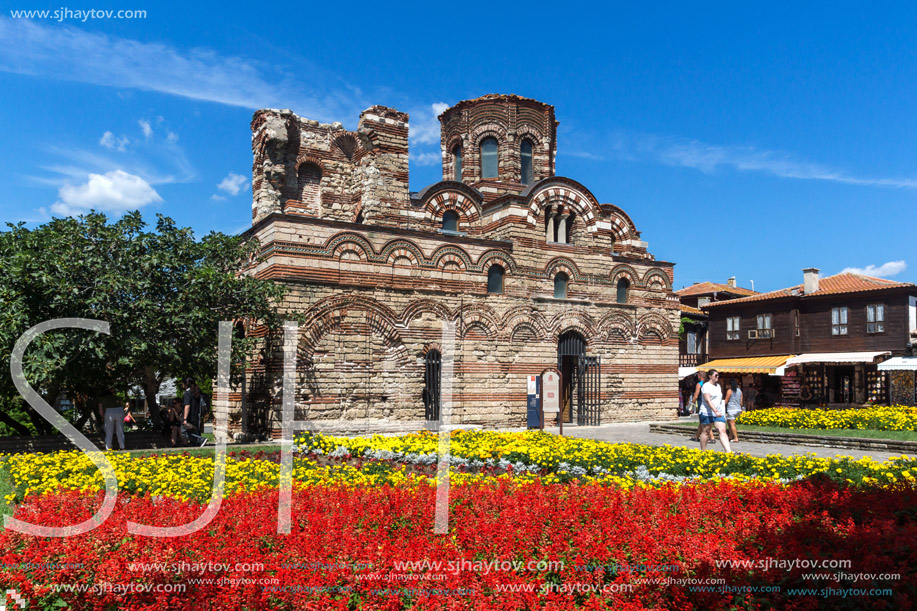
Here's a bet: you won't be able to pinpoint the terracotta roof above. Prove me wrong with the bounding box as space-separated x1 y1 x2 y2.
676 282 757 297
705 273 915 307
679 304 706 316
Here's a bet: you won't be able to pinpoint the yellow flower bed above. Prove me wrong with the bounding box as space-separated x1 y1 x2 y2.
737 405 917 431
4 430 916 504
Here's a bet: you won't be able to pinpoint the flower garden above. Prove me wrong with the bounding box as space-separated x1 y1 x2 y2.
1 430 916 609
737 404 917 431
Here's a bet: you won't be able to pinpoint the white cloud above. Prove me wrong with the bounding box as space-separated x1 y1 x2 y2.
841 260 907 278
216 172 249 196
410 102 449 146
210 194 226 201
612 132 917 189
411 151 443 167
138 119 153 138
166 131 179 143
51 170 162 216
99 131 129 152
0 17 362 121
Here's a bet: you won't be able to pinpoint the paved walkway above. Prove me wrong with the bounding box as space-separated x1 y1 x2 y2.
553 417 912 461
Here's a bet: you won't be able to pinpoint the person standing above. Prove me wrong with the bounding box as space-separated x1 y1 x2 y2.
724 379 743 443
123 400 137 430
691 371 707 442
98 390 126 451
182 377 207 447
699 369 731 453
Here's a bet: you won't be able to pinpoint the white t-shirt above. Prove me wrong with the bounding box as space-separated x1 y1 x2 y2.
701 382 724 417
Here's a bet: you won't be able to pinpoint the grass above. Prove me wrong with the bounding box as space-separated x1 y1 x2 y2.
0 458 15 522
666 422 917 442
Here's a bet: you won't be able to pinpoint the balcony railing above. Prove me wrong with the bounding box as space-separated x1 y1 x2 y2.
679 353 706 367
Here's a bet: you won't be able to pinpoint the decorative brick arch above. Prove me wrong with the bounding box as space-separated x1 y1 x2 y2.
294 155 325 172
477 250 517 273
515 124 544 148
456 303 500 339
431 245 472 271
502 306 550 341
597 311 636 343
544 257 581 281
642 268 672 291
527 188 598 235
424 190 481 231
470 123 508 147
419 342 442 357
401 299 454 327
550 310 596 341
298 295 407 366
380 239 424 267
637 312 673 343
325 233 375 261
610 264 640 287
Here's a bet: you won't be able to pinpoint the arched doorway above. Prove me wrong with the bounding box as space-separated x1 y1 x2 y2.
557 331 602 425
423 349 442 423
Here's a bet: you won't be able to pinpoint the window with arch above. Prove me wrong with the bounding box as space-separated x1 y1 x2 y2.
442 210 459 232
520 139 534 185
452 144 462 181
487 264 504 294
554 272 569 299
297 163 322 209
616 278 630 304
481 137 498 179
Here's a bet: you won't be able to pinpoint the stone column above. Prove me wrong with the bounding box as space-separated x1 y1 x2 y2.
556 213 570 244
545 209 556 242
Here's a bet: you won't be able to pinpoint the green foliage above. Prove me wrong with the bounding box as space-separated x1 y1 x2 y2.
0 211 287 435
678 316 693 339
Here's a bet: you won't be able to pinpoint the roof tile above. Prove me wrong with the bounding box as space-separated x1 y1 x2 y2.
705 273 914 307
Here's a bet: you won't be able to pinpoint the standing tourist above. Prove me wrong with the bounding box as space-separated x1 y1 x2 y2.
724 379 743 443
182 378 208 447
691 371 707 442
699 369 731 453
98 390 126 451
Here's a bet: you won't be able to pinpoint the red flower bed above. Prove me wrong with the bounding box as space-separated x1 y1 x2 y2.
1 479 914 610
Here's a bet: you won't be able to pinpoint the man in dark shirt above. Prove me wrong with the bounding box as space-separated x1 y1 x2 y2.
182 377 207 447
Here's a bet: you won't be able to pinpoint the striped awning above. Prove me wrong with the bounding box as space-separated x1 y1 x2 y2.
697 355 793 374
678 367 699 379
878 357 917 371
785 352 890 366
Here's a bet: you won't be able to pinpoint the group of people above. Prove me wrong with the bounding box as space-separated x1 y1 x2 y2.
688 369 746 453
98 378 210 451
160 378 210 448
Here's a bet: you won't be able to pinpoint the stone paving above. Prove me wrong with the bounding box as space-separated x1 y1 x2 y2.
549 417 912 461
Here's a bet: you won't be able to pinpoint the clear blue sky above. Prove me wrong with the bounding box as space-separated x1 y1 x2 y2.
1 1 915 292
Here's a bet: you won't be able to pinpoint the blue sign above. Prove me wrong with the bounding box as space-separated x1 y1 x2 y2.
526 375 541 428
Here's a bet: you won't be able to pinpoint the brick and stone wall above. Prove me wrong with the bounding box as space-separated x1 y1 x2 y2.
229 94 680 439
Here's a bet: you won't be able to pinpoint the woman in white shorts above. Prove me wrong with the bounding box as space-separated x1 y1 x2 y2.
724 378 743 443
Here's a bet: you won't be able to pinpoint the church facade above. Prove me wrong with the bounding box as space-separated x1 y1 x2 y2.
233 94 679 436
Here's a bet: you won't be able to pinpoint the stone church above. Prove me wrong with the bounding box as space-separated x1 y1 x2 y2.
233 94 679 436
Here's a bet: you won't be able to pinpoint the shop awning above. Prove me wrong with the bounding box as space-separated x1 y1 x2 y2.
785 352 891 366
678 367 699 379
696 355 793 374
878 357 917 371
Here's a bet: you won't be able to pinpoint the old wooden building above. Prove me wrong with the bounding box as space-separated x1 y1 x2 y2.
702 268 917 408
230 94 680 436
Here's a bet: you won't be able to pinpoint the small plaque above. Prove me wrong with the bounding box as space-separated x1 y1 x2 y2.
542 371 560 413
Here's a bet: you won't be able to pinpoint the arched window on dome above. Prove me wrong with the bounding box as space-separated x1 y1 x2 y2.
554 272 569 299
520 139 534 185
487 265 504 294
452 145 462 181
442 210 459 232
616 278 630 304
481 137 498 179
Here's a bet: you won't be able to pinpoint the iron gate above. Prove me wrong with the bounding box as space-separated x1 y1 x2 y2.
423 350 441 422
575 355 601 426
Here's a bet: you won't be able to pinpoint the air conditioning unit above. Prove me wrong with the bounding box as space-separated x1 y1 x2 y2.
747 330 757 339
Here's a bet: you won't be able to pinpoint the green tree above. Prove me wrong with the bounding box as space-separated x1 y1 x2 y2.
0 211 286 435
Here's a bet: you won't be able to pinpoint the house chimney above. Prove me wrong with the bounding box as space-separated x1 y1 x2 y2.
803 268 820 295
727 276 736 288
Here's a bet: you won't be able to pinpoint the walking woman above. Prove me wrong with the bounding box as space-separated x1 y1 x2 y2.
724 379 743 443
699 369 731 453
